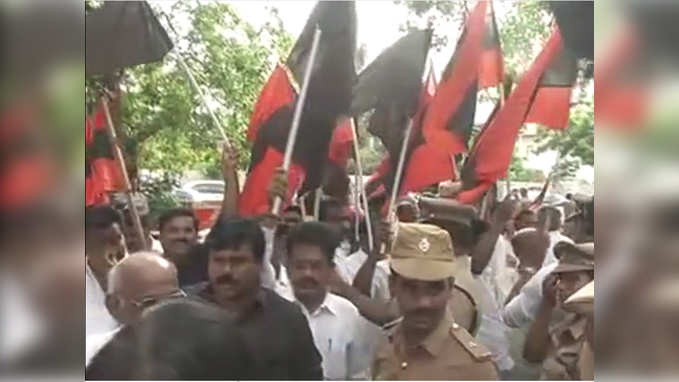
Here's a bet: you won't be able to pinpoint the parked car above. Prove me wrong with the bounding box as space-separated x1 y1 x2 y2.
173 180 225 230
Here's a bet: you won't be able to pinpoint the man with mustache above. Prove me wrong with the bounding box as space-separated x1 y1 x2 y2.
157 208 203 287
372 223 498 380
523 242 594 380
192 218 323 380
282 221 371 380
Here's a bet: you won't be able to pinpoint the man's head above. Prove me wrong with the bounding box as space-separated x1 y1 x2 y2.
286 222 339 306
205 218 265 304
514 209 538 231
105 252 182 325
520 188 529 198
319 198 352 239
538 206 563 232
122 211 151 253
553 242 595 305
389 223 457 334
86 206 126 275
158 208 199 264
396 196 420 223
511 228 550 270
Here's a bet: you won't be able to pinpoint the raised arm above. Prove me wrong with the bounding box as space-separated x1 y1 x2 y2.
471 196 517 275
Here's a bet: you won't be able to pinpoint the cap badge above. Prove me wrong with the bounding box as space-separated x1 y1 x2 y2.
418 237 431 253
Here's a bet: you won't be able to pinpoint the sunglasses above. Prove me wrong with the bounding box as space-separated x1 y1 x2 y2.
128 290 186 310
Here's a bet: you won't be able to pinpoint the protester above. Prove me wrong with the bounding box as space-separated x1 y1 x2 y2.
563 280 594 380
522 242 594 380
282 222 371 379
188 218 323 380
372 223 498 380
537 206 574 267
86 299 256 380
157 208 204 287
85 252 184 365
86 206 127 338
513 209 538 232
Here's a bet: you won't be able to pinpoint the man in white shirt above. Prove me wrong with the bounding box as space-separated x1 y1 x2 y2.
283 221 370 380
537 206 574 267
85 206 127 338
86 252 184 366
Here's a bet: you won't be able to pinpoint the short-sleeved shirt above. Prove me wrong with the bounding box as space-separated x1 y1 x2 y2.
192 285 323 380
372 311 498 380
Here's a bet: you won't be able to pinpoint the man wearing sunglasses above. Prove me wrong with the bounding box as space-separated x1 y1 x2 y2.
85 251 184 366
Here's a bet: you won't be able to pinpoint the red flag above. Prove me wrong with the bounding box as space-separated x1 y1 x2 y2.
85 102 125 206
594 27 647 128
328 118 354 168
239 147 306 216
524 28 577 129
460 27 565 205
479 1 504 88
422 1 488 155
247 64 297 142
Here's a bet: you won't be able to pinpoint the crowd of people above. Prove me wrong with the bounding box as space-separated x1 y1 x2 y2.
85 146 595 381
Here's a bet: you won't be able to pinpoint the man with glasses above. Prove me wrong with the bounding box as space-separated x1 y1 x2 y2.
85 251 184 366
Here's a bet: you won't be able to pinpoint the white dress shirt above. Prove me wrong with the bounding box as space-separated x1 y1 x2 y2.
86 263 119 337
85 326 120 366
502 261 559 328
334 249 391 303
282 291 371 380
479 236 520 308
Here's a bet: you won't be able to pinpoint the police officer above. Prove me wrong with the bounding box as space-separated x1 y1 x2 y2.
372 223 498 380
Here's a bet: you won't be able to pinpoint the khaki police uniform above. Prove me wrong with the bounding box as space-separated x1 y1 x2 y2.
541 242 594 380
372 223 498 380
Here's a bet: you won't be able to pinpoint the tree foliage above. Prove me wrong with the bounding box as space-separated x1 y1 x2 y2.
534 101 594 179
86 1 294 185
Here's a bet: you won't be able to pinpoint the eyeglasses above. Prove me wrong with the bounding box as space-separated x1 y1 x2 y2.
128 290 186 310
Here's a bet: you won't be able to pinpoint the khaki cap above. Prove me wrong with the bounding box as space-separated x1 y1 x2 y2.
389 223 457 281
564 280 594 314
553 242 594 273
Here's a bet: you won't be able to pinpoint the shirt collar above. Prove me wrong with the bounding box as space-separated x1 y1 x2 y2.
296 291 337 317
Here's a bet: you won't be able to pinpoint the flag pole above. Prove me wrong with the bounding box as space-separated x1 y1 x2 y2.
101 96 148 250
272 26 323 215
380 118 414 253
388 118 414 218
313 188 322 220
350 118 374 252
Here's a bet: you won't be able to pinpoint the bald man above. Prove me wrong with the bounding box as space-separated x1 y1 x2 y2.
85 252 184 366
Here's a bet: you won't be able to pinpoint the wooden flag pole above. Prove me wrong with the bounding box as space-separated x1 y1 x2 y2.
349 118 374 252
101 96 148 250
313 188 322 220
272 26 323 215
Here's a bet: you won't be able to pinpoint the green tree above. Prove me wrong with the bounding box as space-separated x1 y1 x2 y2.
534 101 594 179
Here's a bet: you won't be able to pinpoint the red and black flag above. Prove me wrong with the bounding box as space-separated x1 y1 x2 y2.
458 26 566 205
239 1 356 216
422 1 502 157
523 28 578 129
327 117 354 169
351 29 432 162
480 0 504 88
85 99 125 206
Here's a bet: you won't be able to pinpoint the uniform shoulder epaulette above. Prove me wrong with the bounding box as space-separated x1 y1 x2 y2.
449 322 492 361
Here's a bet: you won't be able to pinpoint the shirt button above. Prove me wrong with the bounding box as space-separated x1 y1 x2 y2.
400 361 408 369
452 323 460 329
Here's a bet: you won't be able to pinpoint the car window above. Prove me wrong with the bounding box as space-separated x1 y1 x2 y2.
192 184 225 194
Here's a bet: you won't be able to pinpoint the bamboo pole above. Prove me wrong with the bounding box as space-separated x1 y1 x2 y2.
101 96 148 250
271 26 322 215
349 118 374 252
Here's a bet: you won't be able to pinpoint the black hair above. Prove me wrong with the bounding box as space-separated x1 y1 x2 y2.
283 205 303 216
86 298 255 380
85 205 121 233
286 222 339 265
519 188 528 196
538 206 563 231
318 198 345 222
158 208 199 232
205 218 265 262
515 209 536 220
